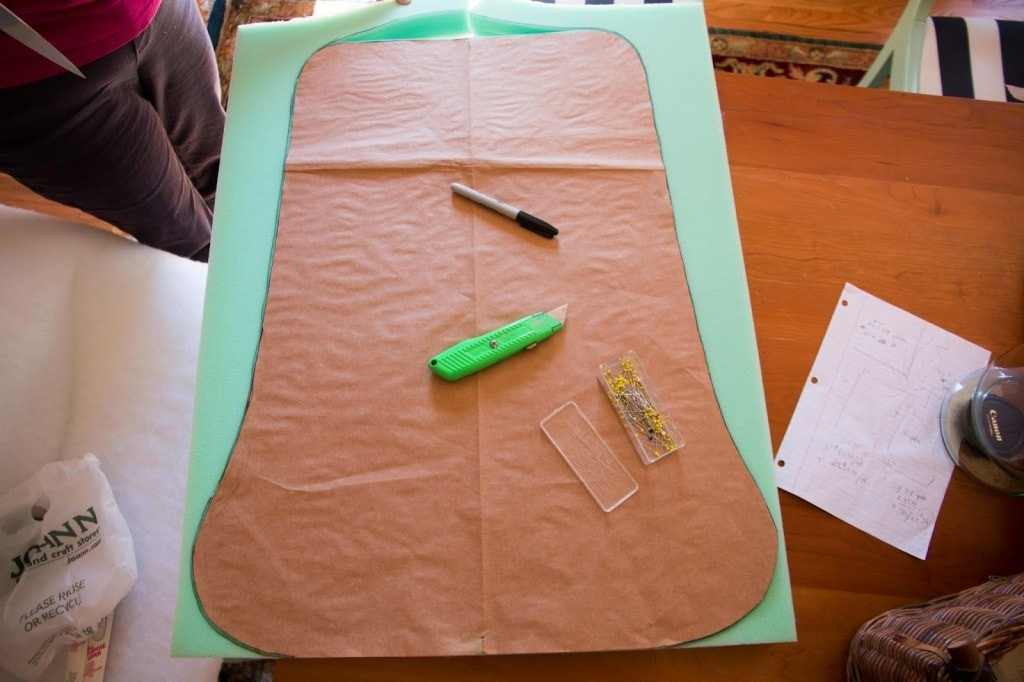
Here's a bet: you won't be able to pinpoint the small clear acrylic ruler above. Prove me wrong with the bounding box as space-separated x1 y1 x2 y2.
541 402 638 512
774 283 990 559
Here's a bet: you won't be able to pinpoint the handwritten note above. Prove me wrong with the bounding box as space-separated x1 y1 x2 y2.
774 284 990 559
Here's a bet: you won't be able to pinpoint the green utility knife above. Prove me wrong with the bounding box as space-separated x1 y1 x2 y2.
429 304 568 381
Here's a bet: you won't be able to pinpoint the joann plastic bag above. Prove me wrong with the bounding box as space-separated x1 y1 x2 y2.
0 455 137 680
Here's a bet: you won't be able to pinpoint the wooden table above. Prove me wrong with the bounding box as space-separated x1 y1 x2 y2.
274 72 1024 681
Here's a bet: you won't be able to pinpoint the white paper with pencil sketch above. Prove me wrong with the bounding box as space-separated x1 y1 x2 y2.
774 283 990 559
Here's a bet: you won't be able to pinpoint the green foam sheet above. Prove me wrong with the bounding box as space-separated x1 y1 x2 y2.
173 0 795 657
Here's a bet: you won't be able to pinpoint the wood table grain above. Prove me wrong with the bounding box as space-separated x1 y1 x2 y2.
273 72 1024 682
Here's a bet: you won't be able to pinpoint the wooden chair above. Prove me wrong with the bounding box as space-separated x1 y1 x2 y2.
859 0 1023 103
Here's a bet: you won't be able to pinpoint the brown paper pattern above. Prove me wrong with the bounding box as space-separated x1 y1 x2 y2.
193 31 778 656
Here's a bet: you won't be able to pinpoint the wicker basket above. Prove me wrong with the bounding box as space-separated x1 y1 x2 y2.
848 574 1024 682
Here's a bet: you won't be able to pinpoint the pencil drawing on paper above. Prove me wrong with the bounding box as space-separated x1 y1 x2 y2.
774 283 991 558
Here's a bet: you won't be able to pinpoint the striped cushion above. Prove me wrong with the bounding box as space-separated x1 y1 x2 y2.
920 17 1024 102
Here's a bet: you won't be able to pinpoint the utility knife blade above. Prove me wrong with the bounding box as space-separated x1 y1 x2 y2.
0 4 85 78
429 304 568 381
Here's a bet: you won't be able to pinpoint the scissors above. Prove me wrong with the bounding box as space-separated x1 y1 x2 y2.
0 3 85 78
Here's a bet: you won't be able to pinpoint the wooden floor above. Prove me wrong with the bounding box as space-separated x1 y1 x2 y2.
704 0 1024 44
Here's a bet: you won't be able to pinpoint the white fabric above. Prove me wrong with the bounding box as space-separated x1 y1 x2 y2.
966 17 1005 102
0 207 219 682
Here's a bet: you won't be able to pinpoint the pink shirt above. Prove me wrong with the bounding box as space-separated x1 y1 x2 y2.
0 0 162 87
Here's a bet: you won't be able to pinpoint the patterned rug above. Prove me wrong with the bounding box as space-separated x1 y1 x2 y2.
199 1 882 101
708 28 881 85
